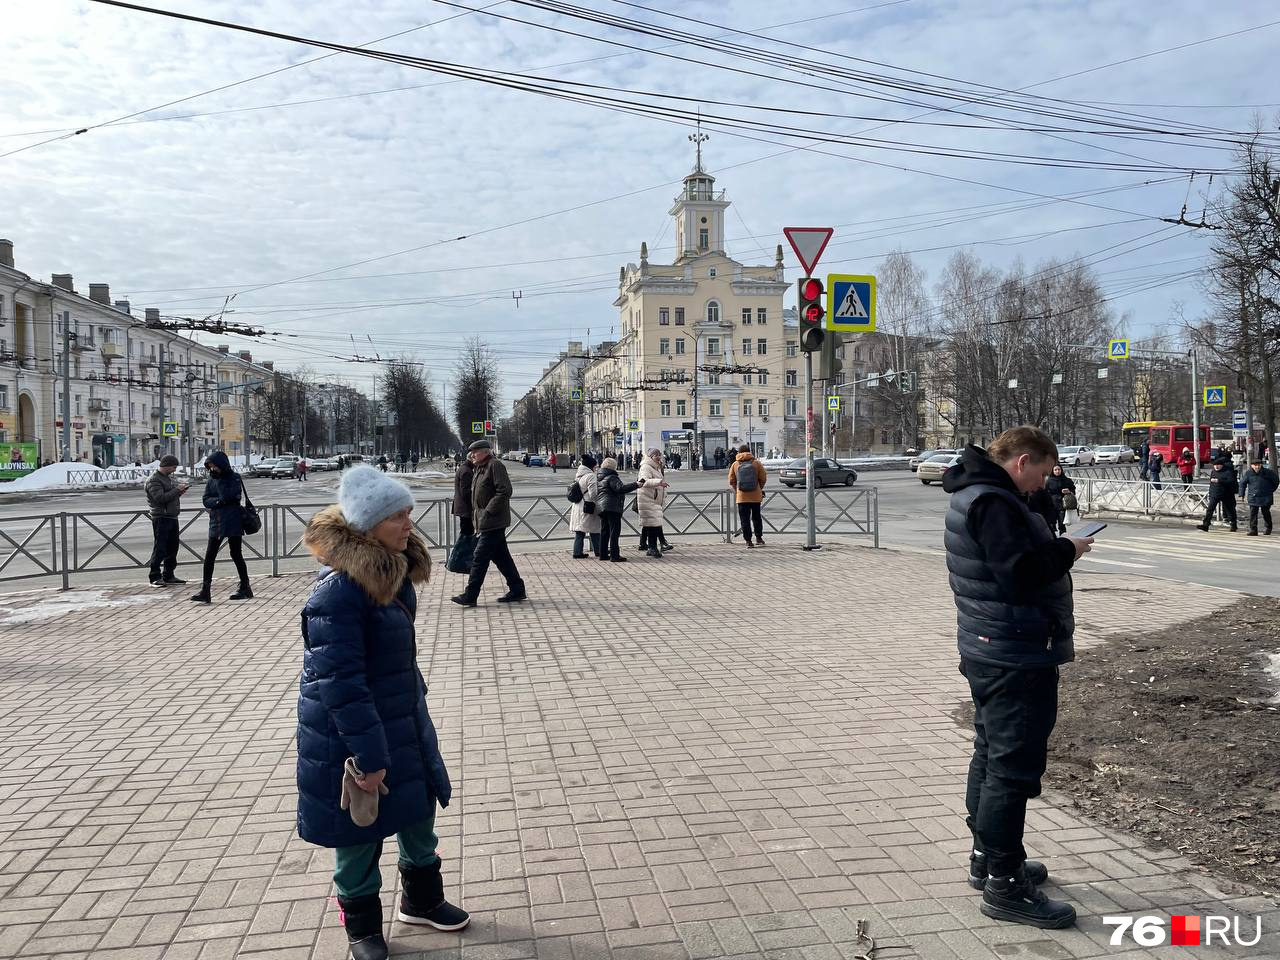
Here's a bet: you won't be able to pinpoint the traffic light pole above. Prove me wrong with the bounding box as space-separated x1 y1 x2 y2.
804 349 818 550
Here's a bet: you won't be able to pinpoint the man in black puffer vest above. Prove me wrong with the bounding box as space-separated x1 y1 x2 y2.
942 427 1094 930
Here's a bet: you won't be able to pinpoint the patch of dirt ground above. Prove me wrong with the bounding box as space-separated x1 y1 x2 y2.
958 597 1280 898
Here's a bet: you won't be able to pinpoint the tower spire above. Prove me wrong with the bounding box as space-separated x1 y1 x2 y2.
688 113 709 173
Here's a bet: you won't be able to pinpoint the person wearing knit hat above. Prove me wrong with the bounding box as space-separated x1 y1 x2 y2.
144 454 190 587
451 441 526 605
298 466 469 959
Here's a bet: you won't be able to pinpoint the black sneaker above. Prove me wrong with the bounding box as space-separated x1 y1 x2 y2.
450 594 477 607
162 575 187 585
149 577 165 588
755 538 765 546
981 870 1075 929
496 591 527 603
968 854 1048 890
189 589 211 604
398 898 471 932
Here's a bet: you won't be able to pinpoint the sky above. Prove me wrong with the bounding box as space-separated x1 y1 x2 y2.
3 0 1278 413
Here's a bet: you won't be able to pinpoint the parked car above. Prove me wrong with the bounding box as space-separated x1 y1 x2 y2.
778 457 858 488
272 456 300 478
1093 444 1135 464
249 458 279 478
918 453 961 485
310 458 336 472
527 455 545 467
1056 445 1096 467
910 448 957 472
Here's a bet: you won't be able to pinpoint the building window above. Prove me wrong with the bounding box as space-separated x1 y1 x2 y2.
675 307 685 325
708 372 721 385
0 386 7 410
758 399 769 417
660 400 671 416
709 399 722 417
786 397 798 416
659 338 670 355
706 301 721 324
659 308 670 325
130 402 137 421
742 308 752 325
743 373 753 385
787 343 798 357
742 401 751 417
785 370 798 387
757 308 767 325
677 400 687 416
117 400 124 420
708 267 717 278
75 394 82 415
758 371 768 386
698 228 709 250
757 338 767 355
707 337 721 355
741 338 752 356
675 338 686 355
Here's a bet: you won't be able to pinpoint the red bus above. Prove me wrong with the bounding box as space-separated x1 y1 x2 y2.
1145 423 1210 466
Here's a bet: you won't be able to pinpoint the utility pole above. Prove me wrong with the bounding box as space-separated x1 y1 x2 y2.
158 344 168 459
1189 349 1201 474
60 309 72 461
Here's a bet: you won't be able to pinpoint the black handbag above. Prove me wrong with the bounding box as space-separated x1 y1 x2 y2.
241 486 262 535
583 500 596 514
446 533 477 574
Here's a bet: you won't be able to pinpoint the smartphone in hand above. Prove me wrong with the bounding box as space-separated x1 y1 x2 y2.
1072 520 1107 538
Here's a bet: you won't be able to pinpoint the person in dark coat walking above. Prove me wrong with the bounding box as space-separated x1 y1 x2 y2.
1198 456 1239 532
596 457 647 562
145 454 189 586
1138 439 1151 481
299 466 468 960
451 440 525 606
191 451 251 603
1043 465 1076 535
1239 457 1278 535
942 427 1094 930
1147 450 1163 490
452 456 475 538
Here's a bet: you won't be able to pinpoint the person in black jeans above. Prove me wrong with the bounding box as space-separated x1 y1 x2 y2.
942 427 1094 930
1198 457 1238 532
595 457 648 562
452 440 525 605
191 451 252 603
144 454 189 586
452 455 475 539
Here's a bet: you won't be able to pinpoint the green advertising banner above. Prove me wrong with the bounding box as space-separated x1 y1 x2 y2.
0 442 39 480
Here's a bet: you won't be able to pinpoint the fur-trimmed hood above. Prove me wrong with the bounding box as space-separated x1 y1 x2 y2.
303 504 431 605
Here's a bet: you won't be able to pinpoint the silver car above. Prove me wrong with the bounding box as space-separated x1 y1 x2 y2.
1094 445 1135 464
910 448 957 472
918 453 961 485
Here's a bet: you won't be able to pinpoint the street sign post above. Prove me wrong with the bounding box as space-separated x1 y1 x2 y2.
827 396 840 411
783 227 834 276
1203 386 1226 408
1108 339 1130 360
826 274 877 333
162 421 179 438
1232 408 1249 438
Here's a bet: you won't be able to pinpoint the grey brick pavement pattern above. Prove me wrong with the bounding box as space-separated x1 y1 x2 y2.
0 541 1275 959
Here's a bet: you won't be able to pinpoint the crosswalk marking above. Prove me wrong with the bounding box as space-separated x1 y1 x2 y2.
1080 555 1154 569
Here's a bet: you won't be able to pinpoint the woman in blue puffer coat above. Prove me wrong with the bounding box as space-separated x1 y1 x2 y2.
190 450 251 603
297 466 467 960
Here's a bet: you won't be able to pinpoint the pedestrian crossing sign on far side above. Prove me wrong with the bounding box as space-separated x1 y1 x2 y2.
471 420 484 434
827 396 840 411
162 420 179 437
826 274 876 332
1204 386 1226 407
1108 338 1129 360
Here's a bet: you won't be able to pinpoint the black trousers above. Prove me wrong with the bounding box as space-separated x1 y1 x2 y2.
961 658 1059 877
458 516 474 538
202 535 248 586
1203 491 1237 527
464 529 523 599
638 525 663 550
1249 504 1274 534
572 531 601 557
737 502 763 542
149 517 180 580
600 512 623 560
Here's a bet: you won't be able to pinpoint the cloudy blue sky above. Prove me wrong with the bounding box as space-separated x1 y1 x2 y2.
3 0 1278 411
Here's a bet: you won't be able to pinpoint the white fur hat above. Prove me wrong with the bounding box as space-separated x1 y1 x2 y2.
339 465 414 533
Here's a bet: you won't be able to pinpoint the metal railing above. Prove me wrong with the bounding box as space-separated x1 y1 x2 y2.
0 489 880 591
1078 478 1211 519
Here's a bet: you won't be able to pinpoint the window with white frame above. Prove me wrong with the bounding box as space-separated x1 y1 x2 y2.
706 301 721 323
758 371 768 385
785 397 798 416
0 386 8 410
743 373 753 385
130 402 137 421
742 308 752 325
786 343 798 357
698 228 709 250
676 400 687 416
757 308 767 324
742 401 751 417
758 399 768 417
757 338 767 355
708 267 717 277
708 371 721 385
675 338 685 355
709 399 722 417
75 394 82 415
659 338 670 355
659 307 670 325
117 400 124 420
660 400 671 416
707 337 721 355
785 370 798 387
741 338 752 356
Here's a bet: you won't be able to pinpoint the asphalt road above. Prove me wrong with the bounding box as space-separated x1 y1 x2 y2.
1 461 1275 598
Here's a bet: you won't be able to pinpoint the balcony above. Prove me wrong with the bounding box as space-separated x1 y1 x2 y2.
87 399 109 412
150 407 162 419
138 357 156 370
101 342 123 361
70 337 93 352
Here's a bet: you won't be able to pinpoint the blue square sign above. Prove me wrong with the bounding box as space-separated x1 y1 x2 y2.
826 274 876 332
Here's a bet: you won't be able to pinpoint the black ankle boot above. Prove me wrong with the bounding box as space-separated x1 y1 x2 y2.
189 585 211 604
968 852 1048 890
229 582 253 601
398 860 470 931
338 894 387 960
981 869 1076 929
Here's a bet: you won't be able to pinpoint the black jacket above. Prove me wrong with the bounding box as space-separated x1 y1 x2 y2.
145 470 184 519
452 460 474 519
597 468 639 514
1240 465 1279 506
1206 462 1238 500
1044 474 1075 507
202 451 244 538
942 445 1077 668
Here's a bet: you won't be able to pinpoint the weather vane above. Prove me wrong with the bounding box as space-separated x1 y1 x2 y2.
688 113 709 172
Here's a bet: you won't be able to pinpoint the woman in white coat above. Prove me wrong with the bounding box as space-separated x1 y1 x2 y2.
637 449 673 558
570 454 603 559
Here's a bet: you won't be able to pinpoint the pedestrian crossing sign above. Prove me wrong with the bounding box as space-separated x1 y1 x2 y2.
1108 338 1130 360
628 419 640 431
570 388 583 402
471 420 484 434
825 274 876 332
1203 386 1226 407
162 420 179 437
827 396 840 411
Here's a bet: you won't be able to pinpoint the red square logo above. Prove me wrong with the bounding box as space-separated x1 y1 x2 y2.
1171 915 1200 946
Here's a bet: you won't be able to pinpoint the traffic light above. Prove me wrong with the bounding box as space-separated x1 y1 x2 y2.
484 420 494 434
798 277 825 352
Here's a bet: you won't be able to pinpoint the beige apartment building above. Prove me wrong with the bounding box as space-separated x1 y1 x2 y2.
590 155 792 464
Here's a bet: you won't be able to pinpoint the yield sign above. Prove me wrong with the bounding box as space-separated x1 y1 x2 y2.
783 227 834 275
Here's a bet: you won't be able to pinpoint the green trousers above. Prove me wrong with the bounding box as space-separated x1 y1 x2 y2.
333 814 438 899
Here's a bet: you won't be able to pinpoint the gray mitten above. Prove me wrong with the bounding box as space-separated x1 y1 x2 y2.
340 757 389 827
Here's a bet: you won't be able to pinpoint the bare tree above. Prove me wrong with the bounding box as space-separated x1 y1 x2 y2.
453 338 502 443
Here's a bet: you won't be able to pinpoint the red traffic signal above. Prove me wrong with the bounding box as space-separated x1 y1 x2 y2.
484 420 494 433
798 276 825 352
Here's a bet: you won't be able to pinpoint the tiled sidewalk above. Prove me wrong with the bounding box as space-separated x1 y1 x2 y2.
0 542 1275 960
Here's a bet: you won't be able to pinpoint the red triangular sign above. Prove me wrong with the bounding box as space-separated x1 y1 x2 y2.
783 227 834 276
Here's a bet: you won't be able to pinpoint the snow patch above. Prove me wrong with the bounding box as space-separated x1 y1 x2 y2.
0 590 159 624
1267 652 1280 703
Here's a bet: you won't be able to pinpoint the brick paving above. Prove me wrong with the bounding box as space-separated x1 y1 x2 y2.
0 541 1276 960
